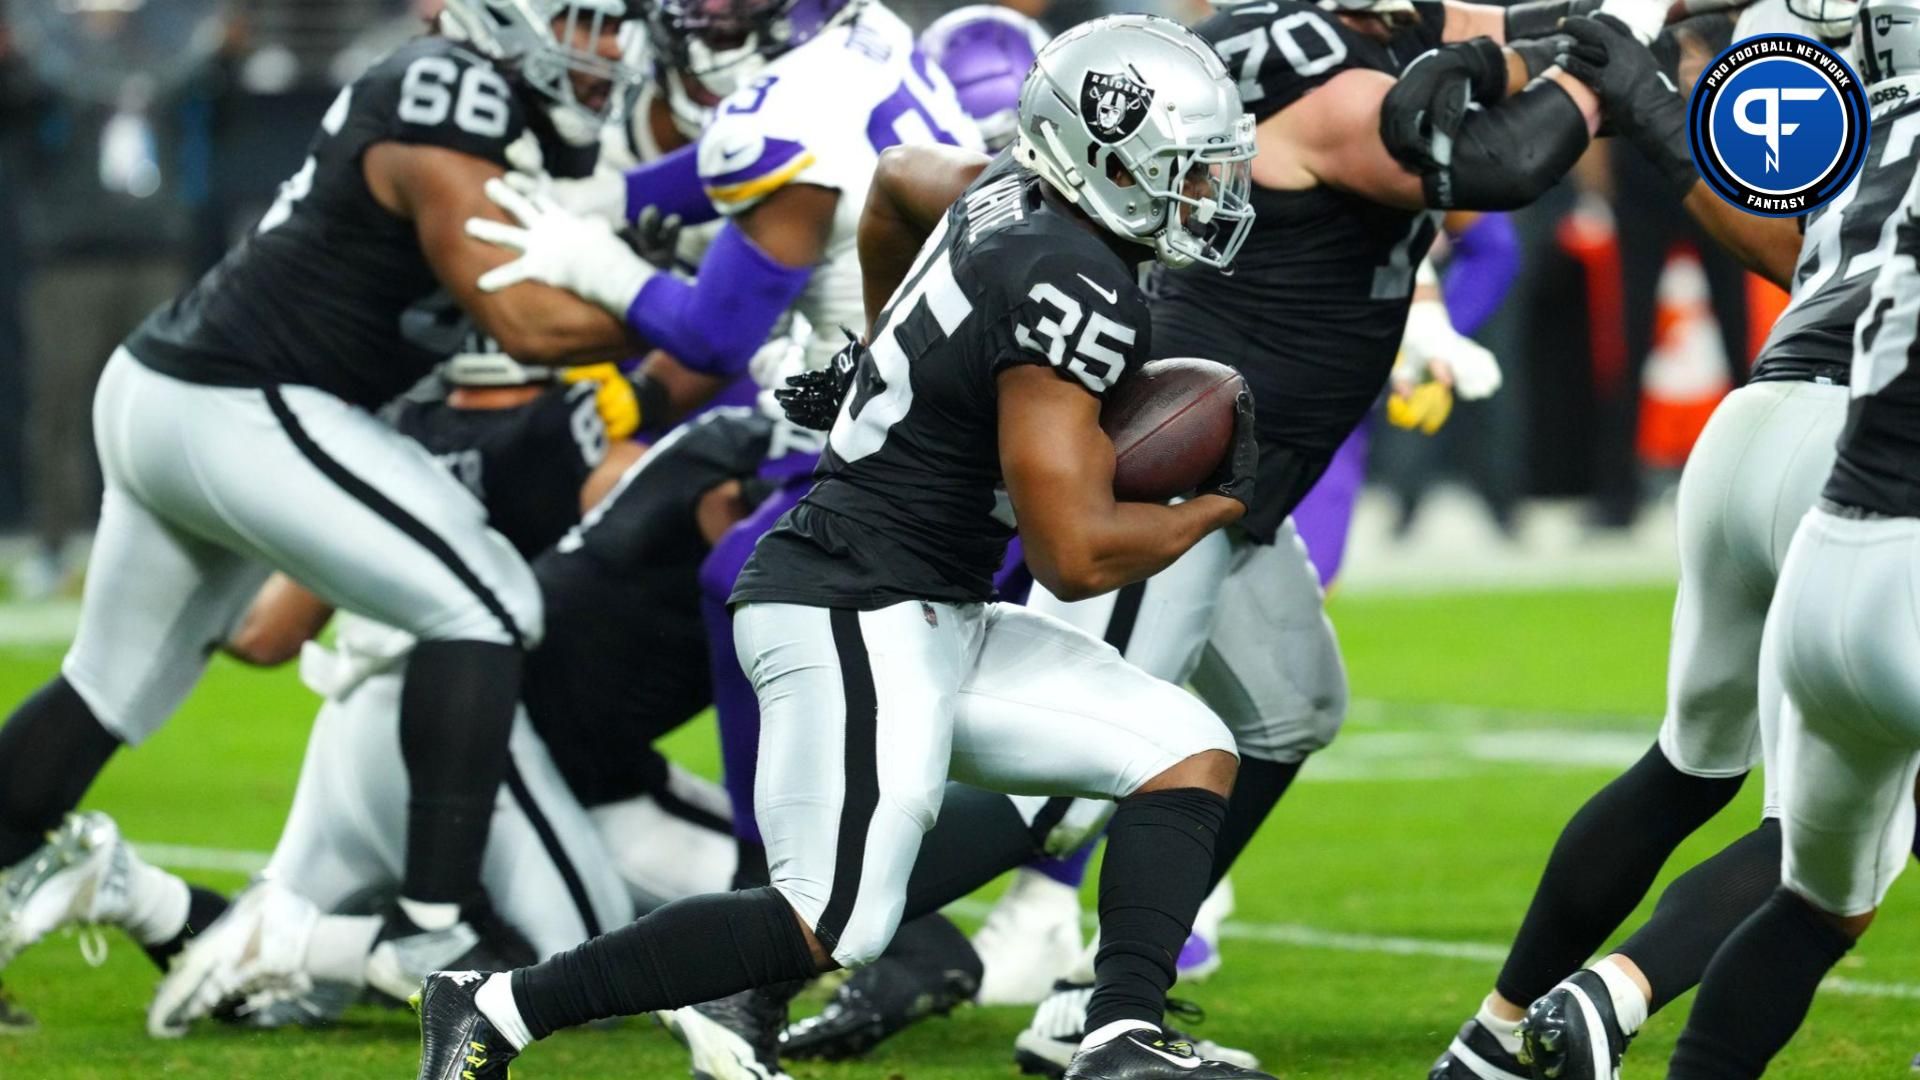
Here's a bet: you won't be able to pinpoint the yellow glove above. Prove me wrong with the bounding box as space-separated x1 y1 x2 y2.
1387 380 1454 435
560 363 640 441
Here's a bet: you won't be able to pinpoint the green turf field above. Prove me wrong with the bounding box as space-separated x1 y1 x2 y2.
1 583 1916 1078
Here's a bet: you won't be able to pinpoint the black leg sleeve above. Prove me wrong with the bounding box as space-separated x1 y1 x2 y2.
901 784 1042 920
1495 745 1744 1006
1086 788 1228 1034
0 677 120 865
1208 757 1302 889
1667 889 1854 1080
510 887 817 1039
1617 819 1781 1013
398 641 522 905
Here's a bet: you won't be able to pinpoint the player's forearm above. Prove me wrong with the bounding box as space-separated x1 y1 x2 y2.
622 143 722 226
859 146 990 331
1032 497 1243 602
622 224 813 376
483 290 639 365
1683 184 1801 289
1424 79 1594 209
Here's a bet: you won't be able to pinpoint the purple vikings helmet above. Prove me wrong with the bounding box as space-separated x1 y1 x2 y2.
647 0 863 133
919 5 1050 151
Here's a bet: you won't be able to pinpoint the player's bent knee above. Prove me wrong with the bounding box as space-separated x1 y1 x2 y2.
1138 748 1239 798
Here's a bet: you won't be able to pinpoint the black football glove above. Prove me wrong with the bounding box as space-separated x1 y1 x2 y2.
1200 383 1257 513
1560 15 1697 194
629 204 685 270
1380 39 1509 174
775 327 865 431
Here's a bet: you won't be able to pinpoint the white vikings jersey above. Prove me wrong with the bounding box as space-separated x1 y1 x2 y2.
695 3 982 373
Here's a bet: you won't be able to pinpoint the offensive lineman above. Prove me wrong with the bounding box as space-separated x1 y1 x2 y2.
411 16 1268 1080
1420 2 1907 1075
1662 89 1920 1078
0 0 657 1008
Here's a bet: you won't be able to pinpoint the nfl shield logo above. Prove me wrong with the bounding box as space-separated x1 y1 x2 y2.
1081 70 1152 144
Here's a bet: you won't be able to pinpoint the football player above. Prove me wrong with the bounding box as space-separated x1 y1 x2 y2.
920 4 1053 152
149 394 825 1035
462 0 982 919
1664 34 1920 1074
0 0 661 1011
1422 2 1901 1076
412 16 1268 1080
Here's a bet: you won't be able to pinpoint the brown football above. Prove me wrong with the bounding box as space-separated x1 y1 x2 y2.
1100 358 1244 503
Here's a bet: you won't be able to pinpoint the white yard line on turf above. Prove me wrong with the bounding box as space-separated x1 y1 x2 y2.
131 840 1920 1002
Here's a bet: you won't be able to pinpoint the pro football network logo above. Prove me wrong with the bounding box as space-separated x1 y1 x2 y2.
1689 34 1868 216
1082 70 1152 144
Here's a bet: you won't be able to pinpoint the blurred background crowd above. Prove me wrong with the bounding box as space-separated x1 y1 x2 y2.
0 0 1775 599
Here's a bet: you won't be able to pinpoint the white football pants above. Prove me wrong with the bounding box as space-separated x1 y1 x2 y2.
1764 507 1920 917
1658 379 1848 817
734 599 1236 968
64 350 542 744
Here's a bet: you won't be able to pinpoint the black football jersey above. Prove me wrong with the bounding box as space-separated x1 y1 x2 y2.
393 381 606 558
126 37 549 409
526 408 800 804
1752 93 1920 384
1156 0 1444 541
732 156 1152 608
1825 180 1920 519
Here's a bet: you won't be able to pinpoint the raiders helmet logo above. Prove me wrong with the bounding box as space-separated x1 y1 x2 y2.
1081 70 1152 144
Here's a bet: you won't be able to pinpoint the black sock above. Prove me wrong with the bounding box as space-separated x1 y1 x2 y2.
1495 745 1744 1006
1618 819 1781 1012
398 641 522 904
1668 888 1854 1080
1086 788 1228 1034
510 886 816 1039
0 678 121 865
1208 756 1302 888
901 784 1041 919
142 886 229 971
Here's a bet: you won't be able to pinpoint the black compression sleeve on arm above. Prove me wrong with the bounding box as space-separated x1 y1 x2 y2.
1424 79 1590 209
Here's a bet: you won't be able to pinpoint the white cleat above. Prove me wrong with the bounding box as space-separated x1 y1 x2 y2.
659 995 794 1080
973 868 1086 1005
147 879 318 1038
0 811 134 969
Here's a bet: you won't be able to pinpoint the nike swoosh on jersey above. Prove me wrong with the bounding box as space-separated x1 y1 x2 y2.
1077 273 1119 305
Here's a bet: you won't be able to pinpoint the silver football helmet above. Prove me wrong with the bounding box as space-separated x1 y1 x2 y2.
1733 0 1858 45
1856 0 1920 79
440 0 643 145
1012 14 1255 271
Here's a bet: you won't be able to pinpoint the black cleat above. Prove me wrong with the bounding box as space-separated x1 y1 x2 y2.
1015 983 1260 1079
1429 1018 1532 1080
660 981 804 1080
780 917 981 1061
1519 969 1631 1080
1063 1027 1273 1080
410 971 517 1080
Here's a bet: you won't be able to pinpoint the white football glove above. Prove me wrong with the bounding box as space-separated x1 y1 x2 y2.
466 177 655 315
1394 295 1503 401
502 167 628 224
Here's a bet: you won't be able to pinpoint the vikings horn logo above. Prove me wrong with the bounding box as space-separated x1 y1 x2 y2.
1080 70 1152 144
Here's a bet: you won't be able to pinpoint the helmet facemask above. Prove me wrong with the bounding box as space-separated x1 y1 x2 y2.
646 0 863 120
442 0 643 145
